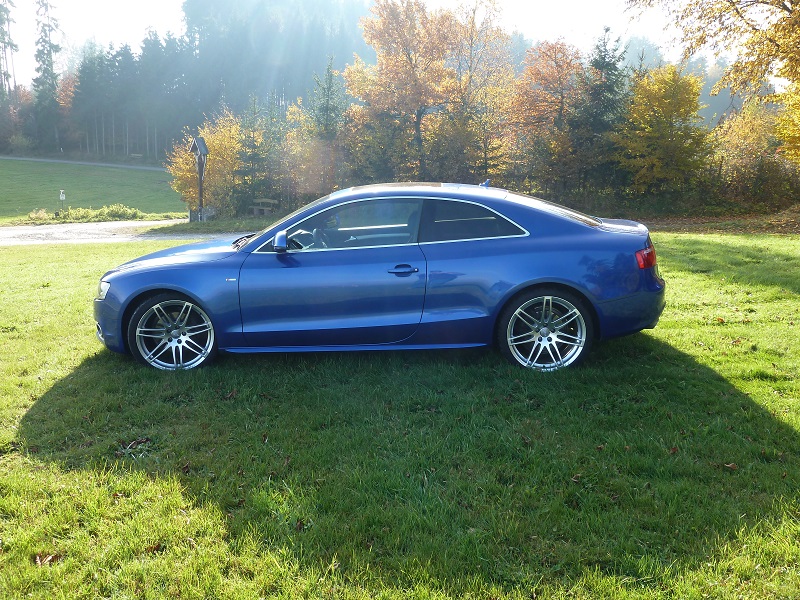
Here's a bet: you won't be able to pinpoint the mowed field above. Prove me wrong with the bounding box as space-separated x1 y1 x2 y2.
0 158 184 221
0 229 798 597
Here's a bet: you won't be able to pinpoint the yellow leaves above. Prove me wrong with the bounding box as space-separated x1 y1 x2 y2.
165 107 244 217
627 0 800 93
776 85 800 166
352 0 455 114
612 64 709 193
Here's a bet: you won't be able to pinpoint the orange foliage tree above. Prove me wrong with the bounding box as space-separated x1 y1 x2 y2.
344 0 458 179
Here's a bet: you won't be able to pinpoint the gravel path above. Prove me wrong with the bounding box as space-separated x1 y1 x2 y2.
0 220 239 246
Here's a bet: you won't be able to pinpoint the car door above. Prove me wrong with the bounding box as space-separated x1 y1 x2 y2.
414 198 528 344
237 197 426 347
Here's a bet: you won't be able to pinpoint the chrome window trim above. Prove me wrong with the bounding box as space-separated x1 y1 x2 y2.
253 196 530 253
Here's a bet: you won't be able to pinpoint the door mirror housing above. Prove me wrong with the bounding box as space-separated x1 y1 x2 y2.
273 230 288 253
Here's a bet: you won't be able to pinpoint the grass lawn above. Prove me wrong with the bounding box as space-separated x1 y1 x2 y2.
0 233 798 598
0 158 185 222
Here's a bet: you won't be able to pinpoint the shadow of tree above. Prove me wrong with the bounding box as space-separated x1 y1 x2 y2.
16 335 800 594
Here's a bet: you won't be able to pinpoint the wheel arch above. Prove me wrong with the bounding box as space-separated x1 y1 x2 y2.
120 288 205 353
493 282 601 347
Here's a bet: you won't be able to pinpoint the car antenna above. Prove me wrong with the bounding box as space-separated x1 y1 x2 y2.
479 179 490 187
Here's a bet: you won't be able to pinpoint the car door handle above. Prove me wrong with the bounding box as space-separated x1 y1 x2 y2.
388 264 419 276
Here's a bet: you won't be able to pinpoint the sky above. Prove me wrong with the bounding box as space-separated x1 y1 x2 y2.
8 0 678 88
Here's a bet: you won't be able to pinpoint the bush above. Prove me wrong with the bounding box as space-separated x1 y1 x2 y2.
23 204 146 224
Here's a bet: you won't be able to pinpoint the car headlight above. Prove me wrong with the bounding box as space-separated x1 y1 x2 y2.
97 281 111 300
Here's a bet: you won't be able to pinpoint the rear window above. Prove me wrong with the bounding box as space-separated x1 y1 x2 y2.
508 193 601 227
419 199 525 243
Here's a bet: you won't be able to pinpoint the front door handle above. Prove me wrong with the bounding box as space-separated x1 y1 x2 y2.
388 264 419 276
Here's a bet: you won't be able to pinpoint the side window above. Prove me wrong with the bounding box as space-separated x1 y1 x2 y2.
286 198 422 250
419 200 525 243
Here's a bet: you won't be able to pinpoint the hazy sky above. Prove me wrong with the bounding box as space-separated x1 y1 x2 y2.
9 0 678 87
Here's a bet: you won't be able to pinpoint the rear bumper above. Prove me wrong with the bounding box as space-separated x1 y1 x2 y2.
596 278 666 338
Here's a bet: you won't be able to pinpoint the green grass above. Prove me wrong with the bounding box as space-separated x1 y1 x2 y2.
0 158 185 222
1 234 799 598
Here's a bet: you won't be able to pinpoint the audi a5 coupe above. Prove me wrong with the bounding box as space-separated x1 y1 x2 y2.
94 182 665 371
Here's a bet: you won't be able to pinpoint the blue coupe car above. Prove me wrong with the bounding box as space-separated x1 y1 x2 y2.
94 183 665 371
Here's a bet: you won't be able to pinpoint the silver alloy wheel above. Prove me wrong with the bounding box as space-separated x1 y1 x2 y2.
133 299 215 370
505 295 587 371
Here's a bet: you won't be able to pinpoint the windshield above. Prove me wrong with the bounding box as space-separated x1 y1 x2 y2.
254 193 333 237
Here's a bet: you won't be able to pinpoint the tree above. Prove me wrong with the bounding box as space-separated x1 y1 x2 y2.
166 107 244 217
777 85 800 166
713 100 795 208
509 40 585 194
443 0 513 182
309 57 347 142
307 59 347 192
32 0 61 150
626 0 800 91
568 29 629 192
0 0 16 100
613 64 709 196
344 0 458 178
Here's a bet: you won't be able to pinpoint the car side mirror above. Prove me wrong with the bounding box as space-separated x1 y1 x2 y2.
273 230 288 253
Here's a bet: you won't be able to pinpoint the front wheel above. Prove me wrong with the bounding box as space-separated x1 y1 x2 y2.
497 289 594 371
127 294 216 370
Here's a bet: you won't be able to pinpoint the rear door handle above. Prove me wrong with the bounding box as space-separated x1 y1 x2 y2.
388 264 419 276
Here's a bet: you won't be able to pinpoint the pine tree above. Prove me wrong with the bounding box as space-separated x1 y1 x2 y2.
32 0 61 150
0 0 16 101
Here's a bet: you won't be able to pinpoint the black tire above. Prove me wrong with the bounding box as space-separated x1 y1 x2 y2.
496 288 594 371
127 293 216 370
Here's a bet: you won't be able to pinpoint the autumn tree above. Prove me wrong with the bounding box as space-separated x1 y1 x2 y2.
166 107 243 217
713 100 796 209
344 0 457 179
341 105 412 183
431 0 513 182
509 40 584 193
777 85 800 167
626 0 800 91
613 64 709 197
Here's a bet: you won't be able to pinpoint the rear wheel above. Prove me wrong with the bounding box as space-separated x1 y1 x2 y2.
497 288 593 371
127 294 216 370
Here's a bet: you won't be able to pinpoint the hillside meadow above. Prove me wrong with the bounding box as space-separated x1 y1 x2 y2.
0 158 185 223
0 231 798 598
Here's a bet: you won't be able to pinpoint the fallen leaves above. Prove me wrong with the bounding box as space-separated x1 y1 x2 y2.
115 437 152 458
34 552 62 567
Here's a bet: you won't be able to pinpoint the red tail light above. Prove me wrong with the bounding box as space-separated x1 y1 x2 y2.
635 241 657 269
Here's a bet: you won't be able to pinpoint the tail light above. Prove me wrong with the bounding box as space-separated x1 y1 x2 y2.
635 239 657 269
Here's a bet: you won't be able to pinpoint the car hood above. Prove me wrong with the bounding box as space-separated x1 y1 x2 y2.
112 237 242 273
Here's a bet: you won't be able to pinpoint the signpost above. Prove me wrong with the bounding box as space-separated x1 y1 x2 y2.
190 137 209 222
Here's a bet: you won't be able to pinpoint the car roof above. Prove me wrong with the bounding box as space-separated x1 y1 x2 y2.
326 182 599 226
329 182 510 203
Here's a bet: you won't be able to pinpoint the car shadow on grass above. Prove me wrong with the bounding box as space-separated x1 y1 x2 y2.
16 337 800 595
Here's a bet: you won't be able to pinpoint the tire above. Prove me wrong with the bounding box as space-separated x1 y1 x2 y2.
497 288 594 371
127 293 216 370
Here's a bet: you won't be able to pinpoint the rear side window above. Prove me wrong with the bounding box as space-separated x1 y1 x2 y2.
419 199 525 243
